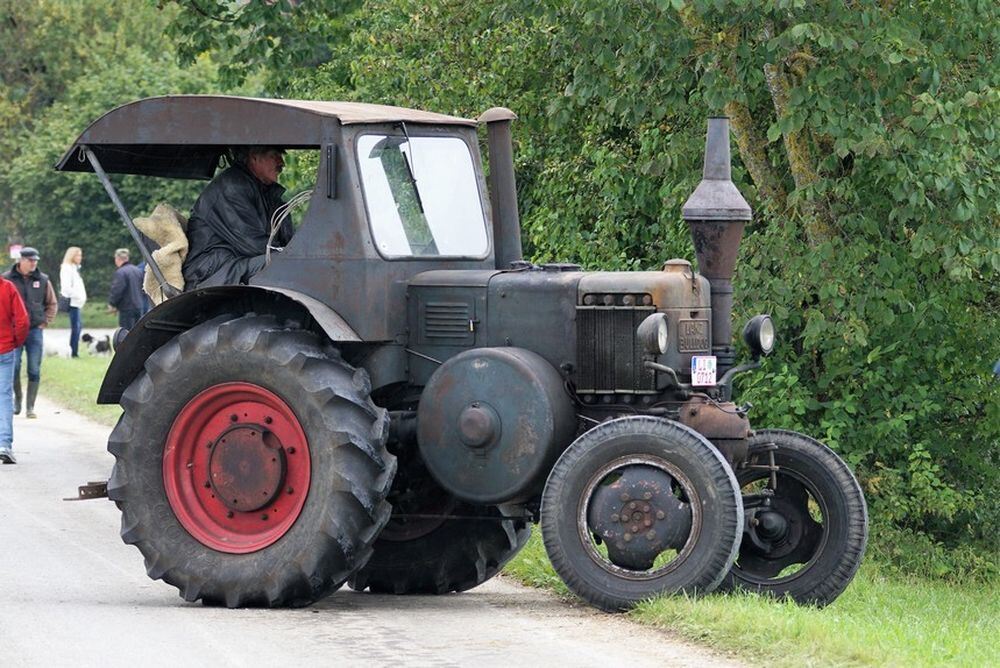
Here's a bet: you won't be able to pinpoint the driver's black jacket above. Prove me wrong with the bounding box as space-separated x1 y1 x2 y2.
181 163 293 289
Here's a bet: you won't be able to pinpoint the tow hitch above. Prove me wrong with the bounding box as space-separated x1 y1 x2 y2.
64 480 108 501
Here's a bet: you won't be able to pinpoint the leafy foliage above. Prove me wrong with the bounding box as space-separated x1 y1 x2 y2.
1 0 995 567
8 51 218 295
0 1 220 296
161 0 360 93
236 0 999 555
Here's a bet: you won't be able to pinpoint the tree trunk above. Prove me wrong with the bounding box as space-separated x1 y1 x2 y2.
677 5 787 216
762 43 835 244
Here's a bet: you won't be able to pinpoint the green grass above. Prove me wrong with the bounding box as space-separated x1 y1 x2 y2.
51 301 120 329
38 355 1000 667
41 352 121 425
505 532 1000 667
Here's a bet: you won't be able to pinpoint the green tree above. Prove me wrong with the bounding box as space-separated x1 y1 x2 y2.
157 0 1000 564
162 0 360 93
0 0 178 233
7 50 218 296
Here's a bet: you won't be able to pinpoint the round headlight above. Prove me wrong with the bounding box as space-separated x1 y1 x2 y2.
637 313 670 355
743 314 775 357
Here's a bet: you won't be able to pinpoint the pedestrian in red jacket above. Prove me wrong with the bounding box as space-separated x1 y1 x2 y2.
0 275 30 464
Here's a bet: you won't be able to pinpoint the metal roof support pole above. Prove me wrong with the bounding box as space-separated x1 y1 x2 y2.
83 146 180 299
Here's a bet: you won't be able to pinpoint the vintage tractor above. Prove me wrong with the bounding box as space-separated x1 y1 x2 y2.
58 96 867 611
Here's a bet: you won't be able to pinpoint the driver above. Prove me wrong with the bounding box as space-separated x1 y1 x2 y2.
182 146 294 289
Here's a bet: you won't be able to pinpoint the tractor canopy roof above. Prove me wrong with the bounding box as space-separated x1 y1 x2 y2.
55 95 478 180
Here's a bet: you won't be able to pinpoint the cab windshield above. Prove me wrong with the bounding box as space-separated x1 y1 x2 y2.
357 133 489 258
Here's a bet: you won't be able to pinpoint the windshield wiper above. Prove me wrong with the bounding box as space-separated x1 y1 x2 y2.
399 122 424 213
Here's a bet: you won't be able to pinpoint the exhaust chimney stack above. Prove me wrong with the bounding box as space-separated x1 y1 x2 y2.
682 117 752 370
478 107 523 269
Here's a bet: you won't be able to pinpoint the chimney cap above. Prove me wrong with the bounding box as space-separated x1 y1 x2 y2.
682 180 752 221
682 117 752 221
478 107 517 124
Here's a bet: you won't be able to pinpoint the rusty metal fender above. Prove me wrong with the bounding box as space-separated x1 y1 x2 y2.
97 285 360 404
677 397 752 466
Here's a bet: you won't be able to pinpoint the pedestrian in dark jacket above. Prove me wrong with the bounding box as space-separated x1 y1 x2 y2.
109 249 144 329
0 275 29 463
181 146 293 290
2 246 57 419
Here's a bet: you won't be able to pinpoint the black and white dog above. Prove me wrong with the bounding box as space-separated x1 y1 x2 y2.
81 333 112 355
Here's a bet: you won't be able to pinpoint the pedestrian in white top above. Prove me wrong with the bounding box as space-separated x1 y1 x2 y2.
60 246 87 358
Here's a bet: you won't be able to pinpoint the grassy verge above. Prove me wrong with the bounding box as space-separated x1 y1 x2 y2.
39 357 1000 666
505 533 999 667
51 301 121 330
40 352 121 426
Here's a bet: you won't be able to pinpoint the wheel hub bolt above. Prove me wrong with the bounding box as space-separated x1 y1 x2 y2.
656 510 665 520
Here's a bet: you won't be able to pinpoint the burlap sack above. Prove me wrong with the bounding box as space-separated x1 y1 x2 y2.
132 203 189 305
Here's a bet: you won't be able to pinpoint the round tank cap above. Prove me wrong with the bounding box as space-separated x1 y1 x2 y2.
662 259 692 273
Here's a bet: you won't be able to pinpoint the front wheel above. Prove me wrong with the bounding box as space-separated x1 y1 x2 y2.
541 416 743 612
719 429 868 606
107 314 396 607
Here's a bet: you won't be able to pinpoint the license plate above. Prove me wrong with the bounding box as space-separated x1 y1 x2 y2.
691 355 717 386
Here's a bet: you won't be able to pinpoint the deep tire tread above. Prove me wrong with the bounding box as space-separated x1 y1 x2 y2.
349 506 531 595
720 429 868 606
109 314 395 608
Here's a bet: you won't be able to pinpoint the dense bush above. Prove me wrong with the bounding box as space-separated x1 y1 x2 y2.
302 0 1000 565
3 0 995 570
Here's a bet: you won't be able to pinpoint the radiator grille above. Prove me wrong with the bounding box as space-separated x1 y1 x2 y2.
422 301 473 344
576 306 656 392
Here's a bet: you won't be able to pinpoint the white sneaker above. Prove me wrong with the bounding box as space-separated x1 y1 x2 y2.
0 448 15 464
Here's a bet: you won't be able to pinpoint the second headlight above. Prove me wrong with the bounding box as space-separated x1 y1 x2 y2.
637 313 670 355
743 314 775 357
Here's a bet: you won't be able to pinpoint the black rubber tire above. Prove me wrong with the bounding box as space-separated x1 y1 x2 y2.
540 416 743 612
719 429 868 606
348 502 531 594
106 314 396 607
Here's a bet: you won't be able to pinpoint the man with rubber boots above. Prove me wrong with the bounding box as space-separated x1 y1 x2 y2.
3 247 57 418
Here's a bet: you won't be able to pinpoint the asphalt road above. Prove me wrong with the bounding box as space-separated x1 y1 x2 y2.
0 397 741 668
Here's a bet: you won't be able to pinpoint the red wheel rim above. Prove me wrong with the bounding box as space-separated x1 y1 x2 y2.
163 382 311 553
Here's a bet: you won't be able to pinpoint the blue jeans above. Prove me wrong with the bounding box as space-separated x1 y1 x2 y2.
69 306 82 357
0 350 14 448
14 327 43 382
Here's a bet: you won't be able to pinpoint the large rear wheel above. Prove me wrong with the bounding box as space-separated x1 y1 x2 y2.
720 429 868 606
541 416 742 612
349 447 530 594
107 314 396 607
